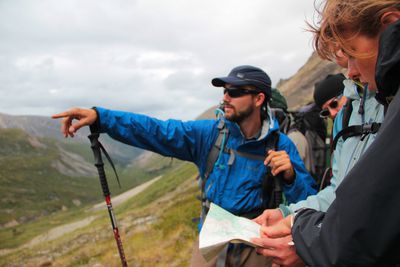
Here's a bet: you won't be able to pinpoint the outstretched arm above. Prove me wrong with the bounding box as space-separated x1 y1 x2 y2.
55 107 215 165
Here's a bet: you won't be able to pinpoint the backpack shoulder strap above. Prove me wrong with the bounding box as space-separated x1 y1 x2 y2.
332 122 381 150
271 108 291 133
203 119 228 180
200 119 229 221
266 130 280 151
342 98 353 130
262 131 284 209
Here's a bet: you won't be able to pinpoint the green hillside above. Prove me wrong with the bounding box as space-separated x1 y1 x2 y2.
0 160 200 266
0 128 157 230
0 127 189 252
0 128 96 225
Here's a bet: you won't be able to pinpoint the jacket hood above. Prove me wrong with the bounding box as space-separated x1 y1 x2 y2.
343 79 376 100
375 19 400 105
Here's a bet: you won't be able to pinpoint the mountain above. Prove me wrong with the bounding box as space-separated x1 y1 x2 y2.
0 113 143 165
0 127 100 227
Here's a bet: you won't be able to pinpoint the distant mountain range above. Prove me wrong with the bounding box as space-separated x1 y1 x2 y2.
0 112 143 165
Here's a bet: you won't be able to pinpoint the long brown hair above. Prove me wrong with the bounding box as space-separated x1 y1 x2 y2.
308 0 400 60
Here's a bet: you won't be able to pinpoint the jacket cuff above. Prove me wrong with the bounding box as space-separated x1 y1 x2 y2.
89 107 101 133
279 204 293 218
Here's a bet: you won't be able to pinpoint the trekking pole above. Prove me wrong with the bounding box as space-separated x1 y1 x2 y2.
88 127 128 267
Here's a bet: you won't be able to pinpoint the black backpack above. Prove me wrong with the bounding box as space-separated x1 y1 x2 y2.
288 103 328 185
269 89 329 187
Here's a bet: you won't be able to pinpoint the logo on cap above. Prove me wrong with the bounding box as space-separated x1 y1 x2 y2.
237 73 245 79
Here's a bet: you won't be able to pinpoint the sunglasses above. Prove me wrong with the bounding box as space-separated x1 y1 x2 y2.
223 87 261 98
319 98 340 118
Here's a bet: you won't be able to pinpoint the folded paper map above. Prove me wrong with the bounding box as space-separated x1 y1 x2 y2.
199 203 261 261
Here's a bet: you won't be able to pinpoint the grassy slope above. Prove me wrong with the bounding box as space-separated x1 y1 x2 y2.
1 161 200 267
0 128 158 249
0 128 98 224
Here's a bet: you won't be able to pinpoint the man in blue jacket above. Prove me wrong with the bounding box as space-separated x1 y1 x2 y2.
52 65 316 267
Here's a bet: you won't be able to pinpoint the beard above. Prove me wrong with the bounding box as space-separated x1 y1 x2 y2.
224 104 255 124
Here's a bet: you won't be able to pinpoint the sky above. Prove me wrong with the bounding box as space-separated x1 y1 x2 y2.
0 0 323 120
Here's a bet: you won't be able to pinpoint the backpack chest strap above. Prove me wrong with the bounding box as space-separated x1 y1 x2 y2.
233 150 265 161
332 122 381 150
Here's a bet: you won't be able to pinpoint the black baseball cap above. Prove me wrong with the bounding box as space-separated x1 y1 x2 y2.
212 65 272 99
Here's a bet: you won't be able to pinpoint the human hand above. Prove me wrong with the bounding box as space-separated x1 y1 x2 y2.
261 215 292 238
265 150 295 183
252 233 304 267
52 108 97 138
253 208 283 227
251 216 304 267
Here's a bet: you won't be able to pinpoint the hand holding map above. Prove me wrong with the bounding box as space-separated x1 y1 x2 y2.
199 203 261 261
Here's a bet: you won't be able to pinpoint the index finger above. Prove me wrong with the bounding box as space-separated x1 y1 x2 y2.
51 111 72 119
253 214 264 225
264 150 276 165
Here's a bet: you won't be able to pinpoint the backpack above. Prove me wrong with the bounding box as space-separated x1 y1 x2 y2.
270 87 291 133
288 103 328 185
270 89 329 187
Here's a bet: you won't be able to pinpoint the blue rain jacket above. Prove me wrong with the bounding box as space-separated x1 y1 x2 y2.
95 107 316 216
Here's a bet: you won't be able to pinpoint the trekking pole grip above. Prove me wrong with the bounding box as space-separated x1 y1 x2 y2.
88 133 111 196
95 162 111 197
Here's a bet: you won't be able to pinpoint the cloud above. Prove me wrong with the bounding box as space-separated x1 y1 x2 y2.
0 0 322 120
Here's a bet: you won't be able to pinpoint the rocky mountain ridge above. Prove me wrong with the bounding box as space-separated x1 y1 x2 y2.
277 51 345 109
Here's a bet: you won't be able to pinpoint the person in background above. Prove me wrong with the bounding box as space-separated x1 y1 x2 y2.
252 1 400 266
314 73 347 120
52 65 317 267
